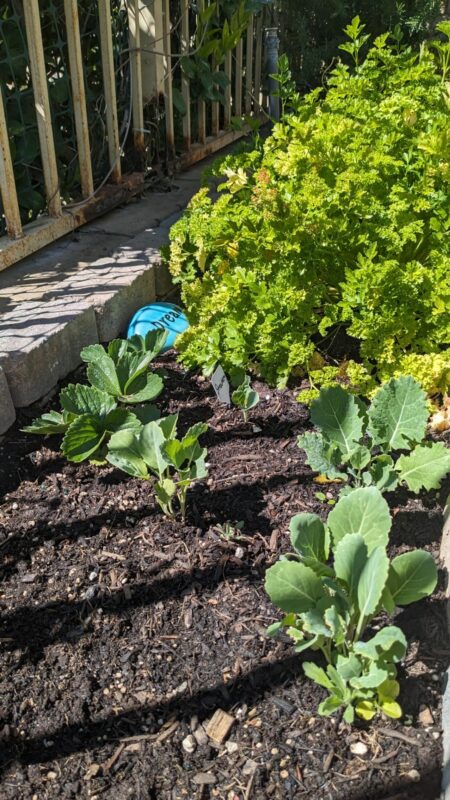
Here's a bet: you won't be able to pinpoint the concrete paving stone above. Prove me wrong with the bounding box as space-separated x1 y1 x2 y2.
0 298 98 407
0 366 16 433
52 252 158 342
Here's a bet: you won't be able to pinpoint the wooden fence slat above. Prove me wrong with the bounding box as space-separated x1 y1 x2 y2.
162 0 175 157
211 60 220 136
127 0 145 160
245 14 254 115
128 0 145 141
0 88 23 239
181 0 191 151
197 0 206 143
23 0 62 216
98 0 122 182
254 13 263 110
224 49 232 128
64 0 94 197
234 38 243 117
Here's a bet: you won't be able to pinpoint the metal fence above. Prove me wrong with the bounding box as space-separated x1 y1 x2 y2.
0 1 268 271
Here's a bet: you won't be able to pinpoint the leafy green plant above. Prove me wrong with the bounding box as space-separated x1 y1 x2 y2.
298 376 450 494
167 23 450 394
231 374 260 423
106 415 208 519
265 487 437 722
23 332 166 462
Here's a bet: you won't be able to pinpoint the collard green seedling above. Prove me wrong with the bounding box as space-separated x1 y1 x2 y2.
265 487 437 722
23 333 167 462
298 376 450 495
106 415 208 519
231 374 260 423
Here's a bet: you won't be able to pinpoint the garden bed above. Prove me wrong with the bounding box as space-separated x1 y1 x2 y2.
0 354 448 799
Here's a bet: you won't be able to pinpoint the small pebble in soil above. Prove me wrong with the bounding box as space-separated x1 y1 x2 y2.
350 742 368 757
406 769 421 782
225 741 239 754
182 735 196 754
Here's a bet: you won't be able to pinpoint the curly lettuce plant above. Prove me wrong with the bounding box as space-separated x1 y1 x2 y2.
167 20 450 393
24 331 167 463
265 487 437 722
298 376 450 494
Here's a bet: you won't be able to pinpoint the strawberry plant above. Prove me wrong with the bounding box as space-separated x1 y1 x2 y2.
24 332 166 462
298 376 450 494
106 415 208 519
265 486 437 722
167 21 450 394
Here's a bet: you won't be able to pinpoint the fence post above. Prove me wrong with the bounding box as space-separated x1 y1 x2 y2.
162 0 175 158
245 14 254 115
254 13 263 110
64 0 94 197
181 0 191 151
98 0 122 182
234 38 243 117
127 0 145 163
0 88 23 239
265 27 280 121
224 49 232 128
197 0 206 143
23 0 62 216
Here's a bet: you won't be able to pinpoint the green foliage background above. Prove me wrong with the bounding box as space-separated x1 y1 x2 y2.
167 23 450 393
275 0 448 89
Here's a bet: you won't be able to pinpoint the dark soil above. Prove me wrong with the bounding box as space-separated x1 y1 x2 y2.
0 355 448 800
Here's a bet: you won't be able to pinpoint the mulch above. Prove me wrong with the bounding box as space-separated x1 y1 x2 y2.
0 354 448 799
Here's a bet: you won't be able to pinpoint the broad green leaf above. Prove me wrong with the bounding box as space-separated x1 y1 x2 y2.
357 546 389 620
60 384 116 417
127 329 168 359
368 376 428 450
310 386 364 455
139 421 169 477
289 513 329 563
301 610 330 637
378 679 400 702
334 533 368 603
303 661 334 690
62 414 107 463
344 444 372 471
343 704 355 723
354 626 407 663
23 410 70 435
159 414 179 440
370 455 398 493
387 550 437 605
121 372 164 404
355 700 377 720
265 560 325 614
318 696 344 716
107 428 148 478
396 442 450 493
350 665 388 690
380 700 402 719
104 409 142 435
297 431 346 479
324 606 346 646
327 486 391 553
336 653 362 681
86 355 121 396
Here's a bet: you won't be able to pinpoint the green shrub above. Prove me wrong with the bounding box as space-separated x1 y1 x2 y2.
265 486 437 722
167 20 450 392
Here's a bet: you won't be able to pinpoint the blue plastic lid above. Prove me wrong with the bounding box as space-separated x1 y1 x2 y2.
127 302 189 352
